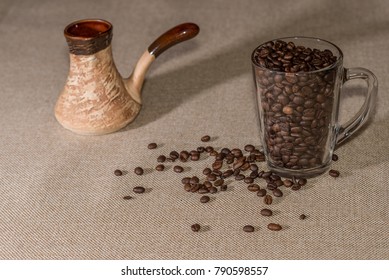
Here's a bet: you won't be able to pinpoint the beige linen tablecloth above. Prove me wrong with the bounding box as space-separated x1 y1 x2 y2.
0 0 388 259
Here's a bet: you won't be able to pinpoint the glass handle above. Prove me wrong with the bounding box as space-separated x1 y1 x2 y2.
336 67 378 145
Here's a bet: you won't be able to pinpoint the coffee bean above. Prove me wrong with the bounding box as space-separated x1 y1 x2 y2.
267 223 282 231
332 154 338 161
200 195 210 203
198 187 209 194
298 178 307 186
133 186 145 193
191 223 201 232
203 181 212 188
212 160 223 170
247 184 260 192
205 146 214 153
291 184 301 191
207 173 217 181
134 167 144 175
243 225 255 232
264 194 273 205
202 168 211 176
220 185 227 191
197 146 205 153
329 169 340 177
190 184 201 193
191 154 200 161
257 189 267 197
147 143 157 149
299 214 307 220
260 208 273 216
123 195 132 200
173 165 184 173
209 186 218 193
222 169 234 178
214 179 224 187
244 177 254 184
250 164 258 171
179 151 190 162
272 189 283 197
244 144 255 152
157 155 166 163
114 169 123 176
190 176 200 184
155 164 165 171
266 182 277 190
201 135 211 142
184 183 192 192
235 174 245 181
169 151 179 159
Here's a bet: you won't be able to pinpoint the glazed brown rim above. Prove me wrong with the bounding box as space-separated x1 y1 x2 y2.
64 19 112 40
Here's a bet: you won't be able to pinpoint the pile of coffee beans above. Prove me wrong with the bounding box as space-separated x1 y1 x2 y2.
252 40 338 170
118 136 341 233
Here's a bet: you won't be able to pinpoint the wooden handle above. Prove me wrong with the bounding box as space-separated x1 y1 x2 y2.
147 23 199 58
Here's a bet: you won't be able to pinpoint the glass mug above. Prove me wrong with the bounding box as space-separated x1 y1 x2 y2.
251 37 378 178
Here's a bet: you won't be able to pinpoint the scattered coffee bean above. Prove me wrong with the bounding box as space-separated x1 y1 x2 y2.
332 154 339 161
134 167 144 175
179 151 190 162
197 146 205 153
184 183 192 192
257 189 267 197
203 168 212 175
247 184 260 192
244 144 255 152
235 174 245 181
299 214 307 220
147 143 157 149
157 155 166 163
133 186 145 193
173 165 184 173
209 187 218 193
191 223 201 232
198 187 209 194
329 169 340 177
264 194 273 205
201 135 211 142
272 188 283 197
190 176 200 184
243 225 255 232
291 184 301 191
200 195 210 203
298 178 307 186
220 185 227 191
114 169 123 176
267 223 282 231
214 179 224 187
155 164 165 171
182 177 190 184
244 177 254 184
169 151 179 159
283 179 293 187
123 195 132 200
260 208 273 216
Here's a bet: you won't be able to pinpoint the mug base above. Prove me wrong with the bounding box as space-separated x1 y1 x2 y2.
267 163 331 179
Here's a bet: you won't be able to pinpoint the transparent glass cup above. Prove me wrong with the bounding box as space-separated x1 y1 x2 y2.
251 37 378 178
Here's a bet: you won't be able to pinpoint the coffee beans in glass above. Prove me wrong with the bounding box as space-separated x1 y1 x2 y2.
252 37 377 177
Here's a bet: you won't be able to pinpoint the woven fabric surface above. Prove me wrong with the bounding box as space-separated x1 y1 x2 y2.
0 0 388 259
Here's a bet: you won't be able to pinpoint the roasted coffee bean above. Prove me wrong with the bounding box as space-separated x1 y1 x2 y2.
184 183 192 192
147 143 157 149
205 146 214 153
207 173 217 181
233 168 241 176
267 182 277 190
243 225 255 232
267 223 282 231
197 146 205 153
201 135 211 142
332 154 339 161
209 186 218 193
200 195 210 203
182 177 190 184
272 189 283 197
249 171 259 179
212 170 222 176
243 177 254 184
203 181 212 188
329 169 340 177
248 184 260 192
123 195 132 200
209 150 218 157
244 144 255 152
133 186 145 193
169 151 179 159
157 155 166 163
179 151 189 162
212 160 223 170
260 208 273 216
173 165 184 173
222 169 234 178
190 184 201 193
191 154 200 161
191 223 201 232
264 194 273 205
134 167 144 175
198 187 209 194
240 162 251 171
291 184 301 191
214 179 224 187
155 164 165 171
298 178 307 186
283 179 293 188
190 176 200 184
300 214 307 220
220 185 228 191
250 164 258 171
257 189 267 197
235 174 245 181
203 168 212 175
114 169 123 176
